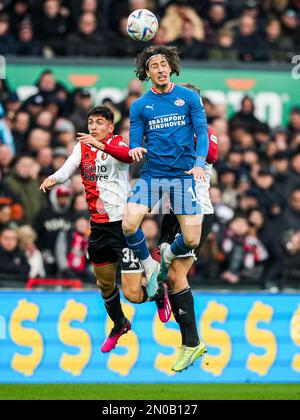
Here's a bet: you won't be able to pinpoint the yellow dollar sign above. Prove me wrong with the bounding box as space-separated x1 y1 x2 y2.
153 313 181 376
246 301 277 376
58 299 91 376
290 304 300 372
106 302 138 376
200 301 232 376
10 299 44 377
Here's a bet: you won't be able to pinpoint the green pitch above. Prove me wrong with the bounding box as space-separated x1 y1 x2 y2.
0 384 299 400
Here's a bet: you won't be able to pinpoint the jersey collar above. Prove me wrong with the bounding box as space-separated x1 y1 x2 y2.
151 83 175 95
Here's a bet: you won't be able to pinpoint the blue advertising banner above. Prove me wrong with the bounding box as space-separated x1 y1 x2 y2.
0 291 300 384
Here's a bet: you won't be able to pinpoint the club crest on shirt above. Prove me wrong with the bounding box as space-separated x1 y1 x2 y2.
175 99 185 107
101 153 108 161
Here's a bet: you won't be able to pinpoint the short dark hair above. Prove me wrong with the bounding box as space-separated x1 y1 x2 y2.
87 106 114 123
135 45 181 82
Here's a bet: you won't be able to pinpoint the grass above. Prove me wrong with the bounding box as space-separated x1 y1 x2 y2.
0 384 299 400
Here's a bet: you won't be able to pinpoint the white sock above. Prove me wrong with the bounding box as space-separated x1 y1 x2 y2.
141 255 158 276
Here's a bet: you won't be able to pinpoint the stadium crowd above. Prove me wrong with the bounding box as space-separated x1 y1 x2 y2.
0 67 300 291
0 0 299 61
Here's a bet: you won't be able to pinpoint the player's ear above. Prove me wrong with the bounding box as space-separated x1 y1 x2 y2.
109 123 115 134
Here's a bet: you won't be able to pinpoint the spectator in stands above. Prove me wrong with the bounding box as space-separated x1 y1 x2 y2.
35 0 69 56
221 216 268 285
0 103 15 155
0 227 30 283
159 2 204 43
72 193 89 213
34 185 73 276
6 156 45 224
204 2 228 45
11 110 31 156
53 119 75 149
35 69 64 104
0 12 16 55
17 225 45 278
229 96 263 132
208 28 238 61
52 147 69 172
264 17 294 62
0 167 23 221
282 188 300 231
288 107 300 136
249 208 283 291
5 92 21 115
37 147 54 179
16 19 42 56
218 167 239 209
69 88 93 132
272 151 294 202
234 14 267 62
27 128 52 153
55 212 91 282
8 0 31 32
172 19 205 59
280 8 300 46
253 170 284 218
0 144 14 178
290 152 300 184
0 204 12 230
66 12 105 56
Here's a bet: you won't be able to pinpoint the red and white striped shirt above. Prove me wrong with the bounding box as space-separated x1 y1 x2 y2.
52 135 132 223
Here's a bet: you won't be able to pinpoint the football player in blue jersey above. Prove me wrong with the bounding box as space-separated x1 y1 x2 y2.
122 46 209 368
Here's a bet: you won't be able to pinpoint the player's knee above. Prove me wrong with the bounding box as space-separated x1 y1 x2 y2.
97 279 114 296
122 219 138 237
184 237 200 250
123 287 141 304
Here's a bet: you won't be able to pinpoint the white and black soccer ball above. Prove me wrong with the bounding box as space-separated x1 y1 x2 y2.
127 9 159 42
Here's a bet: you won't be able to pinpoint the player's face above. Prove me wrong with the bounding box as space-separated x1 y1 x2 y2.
146 55 172 89
88 115 114 141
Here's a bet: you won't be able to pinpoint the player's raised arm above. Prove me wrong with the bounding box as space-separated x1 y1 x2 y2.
39 143 81 193
129 100 147 162
186 90 209 182
104 136 135 164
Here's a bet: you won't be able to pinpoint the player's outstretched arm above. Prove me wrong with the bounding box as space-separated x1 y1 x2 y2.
77 133 105 151
39 177 57 193
128 147 148 162
40 143 81 193
185 166 206 183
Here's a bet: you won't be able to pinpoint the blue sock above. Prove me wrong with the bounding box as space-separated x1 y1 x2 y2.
125 228 150 261
171 234 193 256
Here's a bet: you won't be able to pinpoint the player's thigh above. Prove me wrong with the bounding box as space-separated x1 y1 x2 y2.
177 214 203 247
122 202 149 235
168 257 194 292
93 263 118 296
121 272 144 303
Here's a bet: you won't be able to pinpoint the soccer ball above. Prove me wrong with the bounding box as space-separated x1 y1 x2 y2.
127 9 158 42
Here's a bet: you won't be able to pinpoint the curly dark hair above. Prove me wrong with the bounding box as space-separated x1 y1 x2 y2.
135 45 181 82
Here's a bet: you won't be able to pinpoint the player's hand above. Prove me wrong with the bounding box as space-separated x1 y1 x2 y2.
129 147 147 162
77 133 105 151
185 166 206 183
39 177 57 193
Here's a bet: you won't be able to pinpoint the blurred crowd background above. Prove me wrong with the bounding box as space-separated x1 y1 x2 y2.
0 0 299 61
0 0 300 292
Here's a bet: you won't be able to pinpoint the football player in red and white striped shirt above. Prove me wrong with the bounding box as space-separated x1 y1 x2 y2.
40 106 171 353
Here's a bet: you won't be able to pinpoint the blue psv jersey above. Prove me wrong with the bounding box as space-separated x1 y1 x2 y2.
129 84 209 178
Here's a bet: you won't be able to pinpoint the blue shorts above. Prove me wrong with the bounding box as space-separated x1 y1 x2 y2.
128 176 202 215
